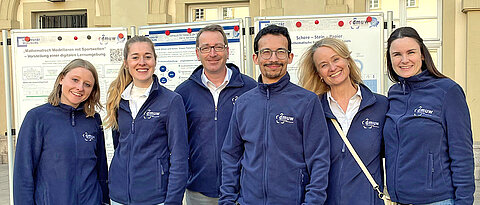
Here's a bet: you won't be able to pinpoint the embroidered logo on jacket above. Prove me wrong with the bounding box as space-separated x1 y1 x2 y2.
232 96 239 105
83 132 96 142
275 113 294 124
413 106 434 117
362 118 380 129
143 109 161 119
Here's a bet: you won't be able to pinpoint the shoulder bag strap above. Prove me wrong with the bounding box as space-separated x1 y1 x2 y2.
330 118 386 200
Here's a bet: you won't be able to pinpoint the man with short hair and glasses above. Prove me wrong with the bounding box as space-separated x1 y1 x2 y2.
175 24 256 205
220 24 330 204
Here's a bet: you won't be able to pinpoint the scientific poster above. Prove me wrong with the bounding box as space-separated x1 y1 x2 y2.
139 19 244 90
11 28 128 165
255 13 384 93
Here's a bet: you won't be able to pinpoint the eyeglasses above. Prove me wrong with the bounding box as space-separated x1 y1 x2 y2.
198 44 227 53
256 48 290 60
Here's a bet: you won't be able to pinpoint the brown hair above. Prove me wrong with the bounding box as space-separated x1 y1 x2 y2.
386 27 446 82
196 24 228 47
299 38 362 95
48 58 101 117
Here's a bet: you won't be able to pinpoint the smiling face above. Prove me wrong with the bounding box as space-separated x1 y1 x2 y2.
125 42 156 88
389 37 424 78
253 34 293 84
314 46 351 88
196 31 229 75
60 67 95 108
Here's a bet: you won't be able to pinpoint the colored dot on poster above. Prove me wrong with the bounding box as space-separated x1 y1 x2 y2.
160 66 167 72
187 28 192 33
296 22 302 27
338 21 344 27
165 30 170 35
160 77 168 84
234 25 240 31
24 36 30 42
367 16 372 22
315 20 319 24
118 33 124 39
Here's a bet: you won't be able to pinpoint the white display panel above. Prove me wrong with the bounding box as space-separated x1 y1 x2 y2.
139 19 245 90
11 28 128 165
254 13 384 93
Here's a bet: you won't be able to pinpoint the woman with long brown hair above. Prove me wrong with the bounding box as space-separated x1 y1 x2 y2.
383 27 474 204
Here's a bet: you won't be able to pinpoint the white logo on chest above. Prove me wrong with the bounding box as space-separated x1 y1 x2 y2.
362 118 379 129
276 113 294 124
414 106 434 117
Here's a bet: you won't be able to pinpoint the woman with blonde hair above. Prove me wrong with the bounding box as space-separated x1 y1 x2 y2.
105 36 188 205
299 38 388 204
14 58 109 204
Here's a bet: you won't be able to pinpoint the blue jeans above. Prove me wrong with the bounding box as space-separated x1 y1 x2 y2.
111 200 164 205
410 199 454 205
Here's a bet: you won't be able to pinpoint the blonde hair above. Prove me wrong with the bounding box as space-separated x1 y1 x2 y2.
298 38 362 95
104 36 157 129
48 59 101 117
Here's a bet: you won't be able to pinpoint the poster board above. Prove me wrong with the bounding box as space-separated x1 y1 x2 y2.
11 27 128 165
139 19 245 90
254 13 384 93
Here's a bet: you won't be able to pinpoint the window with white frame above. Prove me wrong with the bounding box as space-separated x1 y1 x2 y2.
194 9 205 22
407 0 417 8
189 3 249 22
367 0 442 87
35 10 87 29
370 0 380 9
223 8 233 20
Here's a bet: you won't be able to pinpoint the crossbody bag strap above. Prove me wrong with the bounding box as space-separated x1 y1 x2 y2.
330 118 386 200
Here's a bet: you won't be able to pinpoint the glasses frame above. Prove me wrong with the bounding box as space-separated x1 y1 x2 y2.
255 48 290 60
197 44 228 53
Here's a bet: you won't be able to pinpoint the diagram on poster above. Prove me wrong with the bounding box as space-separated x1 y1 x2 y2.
139 19 244 90
254 13 384 93
11 28 128 165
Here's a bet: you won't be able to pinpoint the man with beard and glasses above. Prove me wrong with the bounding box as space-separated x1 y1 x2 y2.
220 24 330 205
175 24 256 205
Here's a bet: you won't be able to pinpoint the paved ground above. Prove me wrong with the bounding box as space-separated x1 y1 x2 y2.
0 164 10 205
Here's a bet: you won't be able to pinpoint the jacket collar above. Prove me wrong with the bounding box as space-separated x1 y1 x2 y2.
119 74 160 112
397 69 435 90
257 72 290 94
57 102 85 113
397 67 435 94
190 63 245 88
321 83 376 119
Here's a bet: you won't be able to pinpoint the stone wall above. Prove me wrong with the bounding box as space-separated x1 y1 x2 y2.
0 135 14 164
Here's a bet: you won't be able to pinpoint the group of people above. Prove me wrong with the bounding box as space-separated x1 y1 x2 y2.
12 23 474 205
